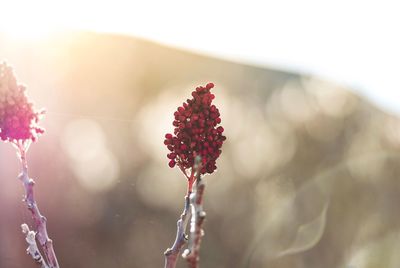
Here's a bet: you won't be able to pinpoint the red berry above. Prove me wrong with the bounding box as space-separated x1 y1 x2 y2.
168 160 176 168
167 153 176 159
206 83 214 89
164 139 171 145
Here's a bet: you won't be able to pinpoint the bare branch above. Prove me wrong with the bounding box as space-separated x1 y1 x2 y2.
21 223 49 268
164 196 191 268
17 142 60 268
182 170 207 268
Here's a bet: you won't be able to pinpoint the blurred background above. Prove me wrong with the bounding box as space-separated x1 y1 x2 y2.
1 1 400 268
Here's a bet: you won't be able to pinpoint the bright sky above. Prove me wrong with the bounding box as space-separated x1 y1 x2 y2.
1 0 399 114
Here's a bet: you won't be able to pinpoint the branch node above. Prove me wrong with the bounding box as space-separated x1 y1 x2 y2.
21 223 49 268
182 249 191 258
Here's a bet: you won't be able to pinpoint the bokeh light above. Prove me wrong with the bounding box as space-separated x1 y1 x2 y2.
1 4 399 267
61 119 120 192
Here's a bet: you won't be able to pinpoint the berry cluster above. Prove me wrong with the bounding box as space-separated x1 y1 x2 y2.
164 83 226 175
0 63 44 142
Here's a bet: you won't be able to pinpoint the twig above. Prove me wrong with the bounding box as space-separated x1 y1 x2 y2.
164 196 191 268
182 172 206 268
17 141 60 268
21 223 49 268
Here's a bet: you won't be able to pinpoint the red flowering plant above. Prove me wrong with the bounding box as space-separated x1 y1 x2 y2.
164 82 226 193
163 83 225 268
0 62 59 268
0 63 45 143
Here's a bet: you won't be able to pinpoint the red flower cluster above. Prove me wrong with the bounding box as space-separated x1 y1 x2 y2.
164 83 226 175
0 63 44 142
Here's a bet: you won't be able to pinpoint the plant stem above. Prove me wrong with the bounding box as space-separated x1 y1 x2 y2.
17 142 60 268
21 223 49 268
164 196 191 268
182 174 206 268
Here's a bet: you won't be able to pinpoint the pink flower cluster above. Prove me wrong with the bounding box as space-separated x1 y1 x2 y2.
164 83 226 175
0 63 44 142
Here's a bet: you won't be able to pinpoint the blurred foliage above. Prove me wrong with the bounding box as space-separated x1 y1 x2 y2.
1 32 400 268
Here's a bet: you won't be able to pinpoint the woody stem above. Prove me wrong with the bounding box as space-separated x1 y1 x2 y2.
17 141 60 268
164 196 191 268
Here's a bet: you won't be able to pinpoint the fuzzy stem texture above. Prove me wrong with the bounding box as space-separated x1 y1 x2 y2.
17 142 60 268
182 172 206 268
164 196 191 268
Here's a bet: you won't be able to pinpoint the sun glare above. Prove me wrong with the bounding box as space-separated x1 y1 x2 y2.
0 1 59 41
